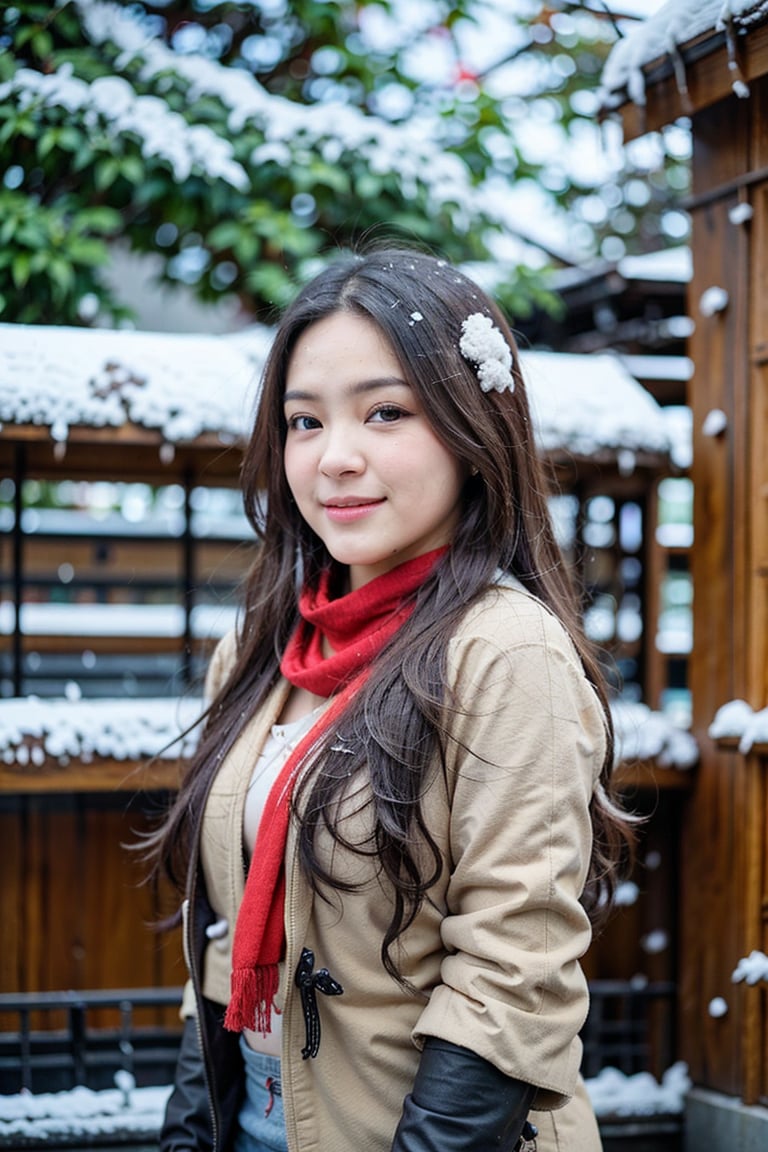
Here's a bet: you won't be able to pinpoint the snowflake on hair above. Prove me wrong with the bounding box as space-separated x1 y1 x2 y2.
459 313 515 394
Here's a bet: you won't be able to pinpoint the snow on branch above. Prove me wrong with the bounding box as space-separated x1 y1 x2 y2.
0 65 248 190
72 0 491 229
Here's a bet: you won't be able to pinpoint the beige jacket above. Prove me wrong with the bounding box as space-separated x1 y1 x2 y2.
188 583 606 1152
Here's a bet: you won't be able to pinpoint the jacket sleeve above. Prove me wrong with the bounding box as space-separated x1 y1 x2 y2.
391 1037 537 1152
159 1016 213 1152
203 627 239 704
413 598 607 1109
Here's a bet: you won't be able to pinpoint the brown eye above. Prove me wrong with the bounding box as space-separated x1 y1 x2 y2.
369 405 406 423
287 414 321 431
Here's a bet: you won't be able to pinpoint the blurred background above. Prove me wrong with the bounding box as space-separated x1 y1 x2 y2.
2 2 767 1150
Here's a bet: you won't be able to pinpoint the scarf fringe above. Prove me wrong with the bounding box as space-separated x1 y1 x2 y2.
224 964 280 1034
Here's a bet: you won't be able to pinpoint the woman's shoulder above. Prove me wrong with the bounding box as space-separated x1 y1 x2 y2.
451 579 579 659
443 581 608 776
204 627 239 701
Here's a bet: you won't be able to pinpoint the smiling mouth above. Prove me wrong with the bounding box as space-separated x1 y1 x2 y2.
323 498 384 522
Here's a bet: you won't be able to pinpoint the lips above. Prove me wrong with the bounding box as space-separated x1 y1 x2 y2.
322 497 385 522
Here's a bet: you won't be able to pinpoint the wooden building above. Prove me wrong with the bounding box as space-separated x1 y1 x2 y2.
601 1 768 1145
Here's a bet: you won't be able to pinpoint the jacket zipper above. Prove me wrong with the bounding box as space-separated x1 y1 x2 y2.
282 833 300 1152
185 866 221 1150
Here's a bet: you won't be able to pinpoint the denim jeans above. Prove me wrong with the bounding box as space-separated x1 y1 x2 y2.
234 1038 288 1152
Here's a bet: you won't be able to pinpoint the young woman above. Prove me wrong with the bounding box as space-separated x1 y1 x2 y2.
153 248 632 1152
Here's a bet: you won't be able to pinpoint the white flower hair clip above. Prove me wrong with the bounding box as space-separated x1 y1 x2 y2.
459 313 515 394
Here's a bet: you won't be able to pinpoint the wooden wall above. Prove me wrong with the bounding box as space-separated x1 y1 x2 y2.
0 790 185 1031
679 83 768 1105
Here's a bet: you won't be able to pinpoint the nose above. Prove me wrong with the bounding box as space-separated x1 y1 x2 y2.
318 428 365 477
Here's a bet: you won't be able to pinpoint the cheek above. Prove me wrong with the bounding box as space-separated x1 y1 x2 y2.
282 443 305 497
419 445 467 498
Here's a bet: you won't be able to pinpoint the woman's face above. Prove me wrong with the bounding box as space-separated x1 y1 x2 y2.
283 311 467 591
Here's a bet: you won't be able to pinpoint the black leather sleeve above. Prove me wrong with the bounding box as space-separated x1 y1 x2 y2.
390 1037 537 1152
159 1016 214 1152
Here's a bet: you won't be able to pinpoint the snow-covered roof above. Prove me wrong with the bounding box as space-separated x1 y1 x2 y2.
548 245 692 295
619 355 693 384
0 323 269 445
600 0 768 108
0 694 698 772
522 351 671 459
0 696 204 767
0 322 675 463
617 247 692 284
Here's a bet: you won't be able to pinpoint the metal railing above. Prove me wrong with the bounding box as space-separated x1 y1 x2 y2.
582 978 677 1080
0 987 184 1094
0 979 677 1094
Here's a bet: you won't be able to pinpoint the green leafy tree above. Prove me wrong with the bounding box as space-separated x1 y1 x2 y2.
0 1 689 327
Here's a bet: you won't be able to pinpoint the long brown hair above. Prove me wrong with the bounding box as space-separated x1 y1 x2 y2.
150 247 633 977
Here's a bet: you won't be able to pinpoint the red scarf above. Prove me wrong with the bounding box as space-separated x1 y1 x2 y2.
223 548 445 1035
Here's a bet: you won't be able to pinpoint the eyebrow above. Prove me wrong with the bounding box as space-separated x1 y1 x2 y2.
283 376 410 403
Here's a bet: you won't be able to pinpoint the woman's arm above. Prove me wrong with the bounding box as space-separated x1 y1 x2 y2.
413 599 607 1108
391 1037 536 1152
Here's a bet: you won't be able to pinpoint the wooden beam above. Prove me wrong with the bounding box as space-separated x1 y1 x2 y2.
613 759 694 791
607 22 768 141
0 425 244 484
0 754 694 795
0 757 184 794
